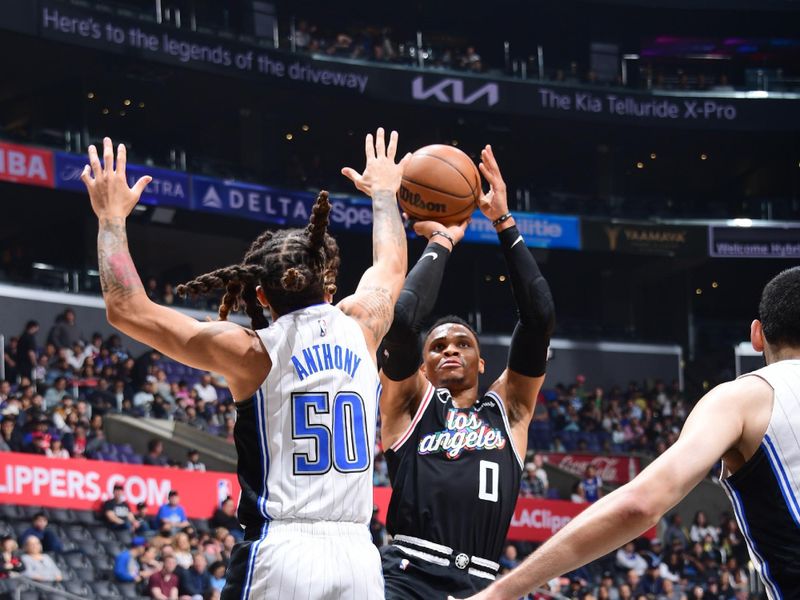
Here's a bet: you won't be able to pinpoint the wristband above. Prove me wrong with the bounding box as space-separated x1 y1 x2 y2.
491 213 513 227
430 231 454 246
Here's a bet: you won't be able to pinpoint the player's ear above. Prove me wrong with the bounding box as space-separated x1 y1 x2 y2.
256 286 270 308
478 357 485 375
751 319 765 353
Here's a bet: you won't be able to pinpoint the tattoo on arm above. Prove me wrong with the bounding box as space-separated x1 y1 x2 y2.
370 190 405 262
343 286 394 344
98 217 144 300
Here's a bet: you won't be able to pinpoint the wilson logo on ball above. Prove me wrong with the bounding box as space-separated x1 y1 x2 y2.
399 185 447 213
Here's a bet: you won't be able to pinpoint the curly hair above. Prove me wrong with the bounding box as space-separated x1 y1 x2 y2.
176 191 340 329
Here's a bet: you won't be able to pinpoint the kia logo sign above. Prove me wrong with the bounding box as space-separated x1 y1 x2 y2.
412 76 499 107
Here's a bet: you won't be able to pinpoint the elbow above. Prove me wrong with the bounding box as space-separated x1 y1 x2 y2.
106 303 135 331
617 485 662 529
105 306 124 328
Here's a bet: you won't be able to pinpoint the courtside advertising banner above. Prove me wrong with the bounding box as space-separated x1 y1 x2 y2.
0 453 643 541
0 141 54 188
0 452 239 517
465 212 581 250
541 452 641 485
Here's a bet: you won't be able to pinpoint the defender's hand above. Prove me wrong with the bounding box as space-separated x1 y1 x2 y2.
477 144 509 222
81 137 151 219
410 216 471 250
341 127 412 197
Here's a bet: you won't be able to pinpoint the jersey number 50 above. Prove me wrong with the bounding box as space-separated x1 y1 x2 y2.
292 392 371 475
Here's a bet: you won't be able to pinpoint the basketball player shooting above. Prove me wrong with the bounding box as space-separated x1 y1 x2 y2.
81 129 410 599
345 145 556 599
456 269 800 600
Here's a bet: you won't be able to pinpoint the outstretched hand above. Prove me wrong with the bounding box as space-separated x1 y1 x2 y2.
341 127 412 197
81 137 151 219
477 144 509 223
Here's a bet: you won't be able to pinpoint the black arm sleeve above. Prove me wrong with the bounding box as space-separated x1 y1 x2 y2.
498 225 556 377
380 241 450 381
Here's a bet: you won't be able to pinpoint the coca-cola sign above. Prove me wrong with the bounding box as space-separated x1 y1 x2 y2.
541 453 640 484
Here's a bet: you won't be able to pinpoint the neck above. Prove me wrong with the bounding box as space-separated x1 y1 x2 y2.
766 346 800 364
445 384 480 408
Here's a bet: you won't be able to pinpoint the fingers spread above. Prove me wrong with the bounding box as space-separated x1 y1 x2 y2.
116 143 127 176
79 165 92 186
398 152 413 171
341 167 360 182
131 175 152 197
365 133 376 161
375 127 386 158
88 145 102 179
386 130 398 160
102 137 114 174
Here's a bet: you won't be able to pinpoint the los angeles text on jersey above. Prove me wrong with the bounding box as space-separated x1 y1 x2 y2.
418 408 507 459
290 343 363 381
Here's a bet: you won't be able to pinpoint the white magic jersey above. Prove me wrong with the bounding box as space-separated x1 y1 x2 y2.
721 359 800 599
249 303 379 525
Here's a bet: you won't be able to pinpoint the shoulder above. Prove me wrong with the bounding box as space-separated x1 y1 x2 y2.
703 377 772 414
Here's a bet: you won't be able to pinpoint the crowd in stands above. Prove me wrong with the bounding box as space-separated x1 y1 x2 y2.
0 490 235 599
289 19 485 72
4 310 690 491
0 309 236 465
0 310 762 598
498 509 756 600
286 19 761 92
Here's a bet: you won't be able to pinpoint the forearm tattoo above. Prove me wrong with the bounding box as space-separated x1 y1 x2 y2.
98 217 144 300
370 189 405 262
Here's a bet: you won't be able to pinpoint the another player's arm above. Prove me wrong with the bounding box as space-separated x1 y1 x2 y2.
82 139 269 400
455 377 768 600
338 128 411 357
480 145 555 453
379 219 470 447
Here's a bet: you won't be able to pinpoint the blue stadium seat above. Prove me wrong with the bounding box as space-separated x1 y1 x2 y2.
113 530 133 545
48 508 72 524
0 504 22 521
74 510 97 527
89 580 122 599
115 582 139 598
63 581 90 596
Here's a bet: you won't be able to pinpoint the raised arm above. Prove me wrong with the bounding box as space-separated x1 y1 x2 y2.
456 376 770 600
378 219 469 448
337 128 411 354
82 138 268 400
480 145 555 451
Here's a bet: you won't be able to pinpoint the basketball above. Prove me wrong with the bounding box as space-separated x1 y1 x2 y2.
398 144 481 225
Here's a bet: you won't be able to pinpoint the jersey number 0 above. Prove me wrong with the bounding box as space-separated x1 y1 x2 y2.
292 392 371 475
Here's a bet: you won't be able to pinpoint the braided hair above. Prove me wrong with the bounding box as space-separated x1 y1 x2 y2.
176 191 340 330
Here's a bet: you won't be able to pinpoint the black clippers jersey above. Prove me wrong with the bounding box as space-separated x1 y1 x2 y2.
384 383 523 561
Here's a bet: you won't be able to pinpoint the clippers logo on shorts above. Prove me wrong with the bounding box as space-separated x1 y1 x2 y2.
418 408 507 459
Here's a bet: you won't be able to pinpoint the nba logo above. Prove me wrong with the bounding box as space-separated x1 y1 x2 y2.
217 479 232 506
318 319 328 337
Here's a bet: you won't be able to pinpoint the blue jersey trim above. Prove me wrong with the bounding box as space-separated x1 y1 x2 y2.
241 521 269 599
724 479 782 600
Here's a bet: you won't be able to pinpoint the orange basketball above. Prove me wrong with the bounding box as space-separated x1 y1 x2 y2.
398 145 481 225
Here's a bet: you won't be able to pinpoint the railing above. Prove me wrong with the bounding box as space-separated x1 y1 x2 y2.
5 576 84 600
